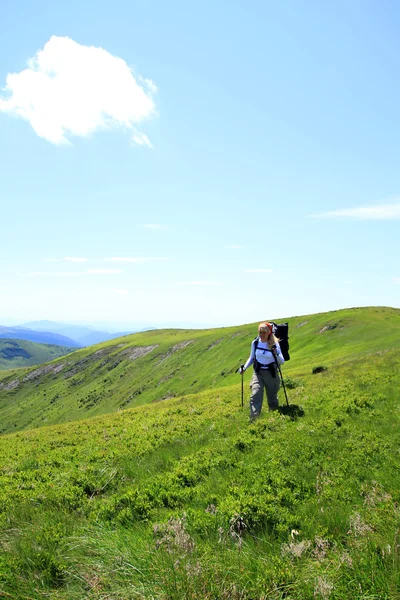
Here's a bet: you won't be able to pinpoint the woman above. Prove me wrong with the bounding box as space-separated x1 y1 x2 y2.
239 322 285 418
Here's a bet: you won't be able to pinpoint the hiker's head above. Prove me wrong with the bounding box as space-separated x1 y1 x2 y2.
258 322 273 338
258 322 278 347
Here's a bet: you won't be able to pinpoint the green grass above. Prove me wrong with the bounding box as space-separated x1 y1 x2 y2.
0 306 399 435
0 306 399 598
0 338 75 371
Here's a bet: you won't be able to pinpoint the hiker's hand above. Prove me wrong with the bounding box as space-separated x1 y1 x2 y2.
238 366 245 375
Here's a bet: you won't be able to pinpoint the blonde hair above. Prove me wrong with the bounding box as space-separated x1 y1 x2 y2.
258 321 280 349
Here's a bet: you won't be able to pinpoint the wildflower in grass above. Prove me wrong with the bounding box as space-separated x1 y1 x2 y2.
153 516 195 554
348 513 373 538
314 576 333 599
315 471 332 496
361 480 392 506
312 537 332 560
340 552 353 567
229 513 246 548
281 539 311 559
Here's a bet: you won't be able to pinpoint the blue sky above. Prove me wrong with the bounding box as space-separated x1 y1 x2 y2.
1 0 399 329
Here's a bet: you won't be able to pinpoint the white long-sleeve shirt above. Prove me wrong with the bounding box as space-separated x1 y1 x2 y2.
243 338 285 371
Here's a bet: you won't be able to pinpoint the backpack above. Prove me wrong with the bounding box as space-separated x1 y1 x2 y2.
272 322 290 361
253 322 290 362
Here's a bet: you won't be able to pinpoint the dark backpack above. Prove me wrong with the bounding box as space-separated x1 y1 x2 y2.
253 322 290 362
272 322 290 361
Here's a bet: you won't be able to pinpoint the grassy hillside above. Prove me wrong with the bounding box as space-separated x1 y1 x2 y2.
0 316 398 598
0 306 399 435
0 338 75 372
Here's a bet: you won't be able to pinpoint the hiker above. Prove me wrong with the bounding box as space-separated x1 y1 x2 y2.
239 322 285 418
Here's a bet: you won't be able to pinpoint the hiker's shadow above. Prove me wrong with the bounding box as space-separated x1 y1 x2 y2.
278 404 305 420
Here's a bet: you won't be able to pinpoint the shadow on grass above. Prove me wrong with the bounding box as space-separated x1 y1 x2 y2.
278 404 305 420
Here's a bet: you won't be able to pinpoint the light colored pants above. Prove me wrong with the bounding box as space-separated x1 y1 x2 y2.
250 367 280 418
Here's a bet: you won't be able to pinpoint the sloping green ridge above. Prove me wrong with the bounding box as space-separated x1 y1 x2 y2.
0 338 75 371
0 306 399 435
0 322 399 598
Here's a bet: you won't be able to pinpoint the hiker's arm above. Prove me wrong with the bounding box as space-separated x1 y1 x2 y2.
242 341 256 371
273 343 285 365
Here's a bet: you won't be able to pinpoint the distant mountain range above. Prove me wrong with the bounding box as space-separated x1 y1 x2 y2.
16 320 136 347
0 321 153 370
0 325 82 348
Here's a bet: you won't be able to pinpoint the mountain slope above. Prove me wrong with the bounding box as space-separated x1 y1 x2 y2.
0 339 76 371
0 306 399 435
0 329 399 598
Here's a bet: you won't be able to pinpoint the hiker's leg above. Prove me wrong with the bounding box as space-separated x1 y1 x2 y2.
249 372 264 418
264 369 281 411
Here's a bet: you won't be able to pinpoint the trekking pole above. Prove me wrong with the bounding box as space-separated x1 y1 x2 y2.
272 348 289 407
235 364 245 409
241 364 244 409
276 361 289 407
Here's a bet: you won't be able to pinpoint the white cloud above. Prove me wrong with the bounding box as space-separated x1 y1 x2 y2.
132 132 153 148
244 269 273 273
311 202 400 220
88 269 122 274
225 245 243 249
24 269 122 276
393 277 400 284
141 224 164 229
0 36 156 145
45 257 88 262
104 257 167 263
142 78 157 94
177 281 224 286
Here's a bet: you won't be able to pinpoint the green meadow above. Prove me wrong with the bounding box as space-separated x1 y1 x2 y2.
0 306 399 599
0 339 75 372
